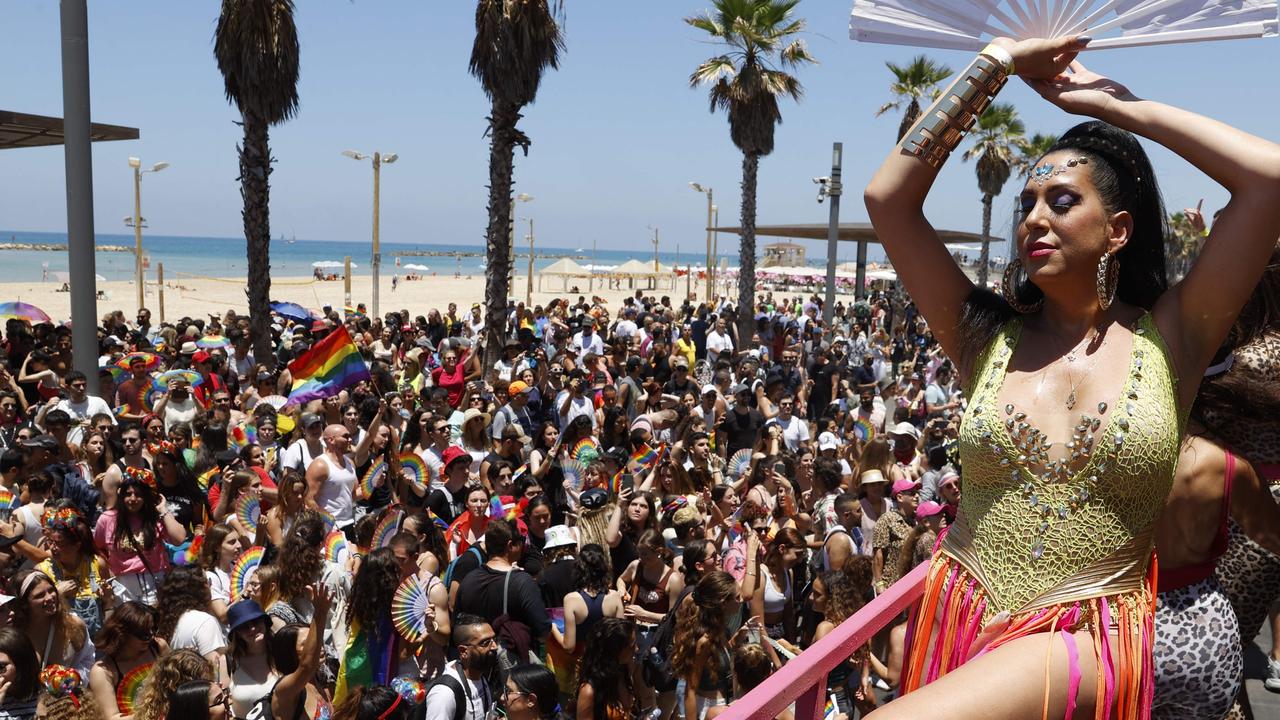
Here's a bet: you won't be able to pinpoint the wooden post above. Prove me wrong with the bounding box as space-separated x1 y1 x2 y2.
157 262 165 322
344 256 352 308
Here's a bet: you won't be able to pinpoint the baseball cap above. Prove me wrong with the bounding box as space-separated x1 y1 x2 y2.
543 525 575 550
301 413 323 429
579 488 609 510
20 434 59 451
441 445 470 469
192 350 212 364
673 357 689 369
890 422 921 440
891 478 922 496
508 380 532 397
817 432 839 452
916 501 945 520
701 384 717 396
730 383 750 396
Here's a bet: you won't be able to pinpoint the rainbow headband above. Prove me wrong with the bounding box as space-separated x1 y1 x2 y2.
42 506 83 532
122 466 157 490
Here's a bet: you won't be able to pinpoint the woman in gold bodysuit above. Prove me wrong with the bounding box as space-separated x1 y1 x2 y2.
862 37 1280 720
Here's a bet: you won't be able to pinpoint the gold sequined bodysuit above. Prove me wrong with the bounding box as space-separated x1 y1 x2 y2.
902 313 1181 720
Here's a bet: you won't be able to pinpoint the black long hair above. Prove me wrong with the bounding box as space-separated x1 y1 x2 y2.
573 618 636 719
959 121 1169 368
165 680 216 720
114 475 162 552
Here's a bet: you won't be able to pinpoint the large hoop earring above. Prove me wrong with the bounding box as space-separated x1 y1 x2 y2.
1001 259 1043 314
1097 251 1120 310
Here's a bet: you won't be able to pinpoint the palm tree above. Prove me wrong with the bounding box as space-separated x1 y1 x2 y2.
876 55 952 141
1016 133 1058 177
962 103 1025 288
213 0 300 367
1165 211 1201 282
470 0 565 372
687 0 815 342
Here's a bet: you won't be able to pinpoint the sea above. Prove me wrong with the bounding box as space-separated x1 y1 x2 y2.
0 230 738 283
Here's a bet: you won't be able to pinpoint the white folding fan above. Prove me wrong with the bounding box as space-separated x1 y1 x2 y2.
850 0 1278 51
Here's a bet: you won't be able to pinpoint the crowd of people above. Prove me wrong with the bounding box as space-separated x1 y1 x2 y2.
0 285 990 720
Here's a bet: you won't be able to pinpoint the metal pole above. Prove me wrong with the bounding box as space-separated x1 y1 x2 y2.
157 263 165 322
824 142 844 325
60 0 100 395
371 153 381 320
590 239 597 293
133 166 143 311
344 256 352 308
526 218 534 307
711 206 719 300
705 189 713 302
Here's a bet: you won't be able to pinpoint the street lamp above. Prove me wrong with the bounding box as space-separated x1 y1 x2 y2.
525 216 535 307
343 149 397 319
512 193 533 299
128 156 169 312
710 204 719 297
689 182 713 302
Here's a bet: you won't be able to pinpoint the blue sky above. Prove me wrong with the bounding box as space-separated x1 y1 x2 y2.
2 2 1278 261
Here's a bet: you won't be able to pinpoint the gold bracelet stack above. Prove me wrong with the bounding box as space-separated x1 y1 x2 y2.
899 44 1014 168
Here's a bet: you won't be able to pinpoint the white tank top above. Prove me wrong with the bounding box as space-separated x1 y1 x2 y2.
315 454 357 527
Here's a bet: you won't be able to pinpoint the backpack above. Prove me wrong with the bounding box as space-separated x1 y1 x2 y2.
443 546 483 590
425 673 468 720
641 585 694 692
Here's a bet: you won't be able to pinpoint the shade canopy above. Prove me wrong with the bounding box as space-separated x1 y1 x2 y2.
709 222 985 245
0 110 138 150
541 258 590 276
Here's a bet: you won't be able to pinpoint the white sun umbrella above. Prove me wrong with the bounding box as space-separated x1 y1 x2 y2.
402 263 430 271
312 260 357 269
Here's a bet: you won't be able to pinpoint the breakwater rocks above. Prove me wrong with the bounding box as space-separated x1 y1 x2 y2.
0 243 132 252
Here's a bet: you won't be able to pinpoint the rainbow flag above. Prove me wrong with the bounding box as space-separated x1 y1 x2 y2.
286 327 371 406
425 508 448 530
630 442 664 470
609 470 624 495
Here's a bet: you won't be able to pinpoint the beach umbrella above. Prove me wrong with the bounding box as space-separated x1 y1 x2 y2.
197 334 231 350
0 301 52 324
269 302 311 323
154 369 203 389
116 352 162 372
402 263 430 271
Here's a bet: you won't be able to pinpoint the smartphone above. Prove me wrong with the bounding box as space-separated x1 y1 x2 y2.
620 473 634 494
772 461 787 476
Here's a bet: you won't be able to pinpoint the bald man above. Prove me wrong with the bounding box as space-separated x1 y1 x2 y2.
305 424 358 534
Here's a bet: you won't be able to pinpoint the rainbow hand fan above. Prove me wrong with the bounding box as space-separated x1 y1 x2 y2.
0 488 18 515
560 459 586 496
324 530 350 564
390 574 432 644
850 0 1278 51
115 662 154 715
728 448 754 480
359 460 387 499
230 546 265 600
572 438 600 463
398 452 433 491
853 417 877 442
372 507 403 549
234 493 261 530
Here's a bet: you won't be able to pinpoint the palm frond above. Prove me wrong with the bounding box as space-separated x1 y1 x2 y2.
469 0 565 107
213 0 301 125
690 56 738 87
875 100 901 117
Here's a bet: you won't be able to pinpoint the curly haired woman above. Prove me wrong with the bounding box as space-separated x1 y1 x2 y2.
334 547 406 706
156 566 225 682
132 649 214 720
670 570 741 720
38 665 104 720
572 618 638 720
269 514 327 630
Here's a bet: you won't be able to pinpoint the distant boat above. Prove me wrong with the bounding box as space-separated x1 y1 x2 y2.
575 248 584 252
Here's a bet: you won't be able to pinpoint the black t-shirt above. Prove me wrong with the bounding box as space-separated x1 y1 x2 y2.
426 486 467 525
808 360 835 416
456 565 551 638
663 376 698 398
449 544 487 588
160 488 199 534
538 557 576 609
719 408 764 456
610 531 638 584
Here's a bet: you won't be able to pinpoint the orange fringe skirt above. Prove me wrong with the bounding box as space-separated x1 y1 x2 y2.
901 552 1158 720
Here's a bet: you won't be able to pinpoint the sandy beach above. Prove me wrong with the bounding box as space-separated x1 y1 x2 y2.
0 269 867 323
0 272 718 322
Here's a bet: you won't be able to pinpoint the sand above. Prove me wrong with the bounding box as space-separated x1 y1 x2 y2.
0 271 723 323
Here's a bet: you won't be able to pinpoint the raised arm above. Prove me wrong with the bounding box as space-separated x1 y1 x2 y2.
1028 67 1280 402
864 37 1088 374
